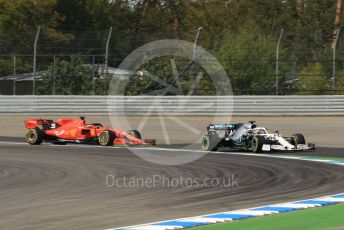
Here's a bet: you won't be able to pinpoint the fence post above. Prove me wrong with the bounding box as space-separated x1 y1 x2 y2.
32 27 41 95
276 28 284 95
333 28 340 95
53 55 56 95
104 27 113 95
92 56 95 95
13 55 16 95
193 26 202 62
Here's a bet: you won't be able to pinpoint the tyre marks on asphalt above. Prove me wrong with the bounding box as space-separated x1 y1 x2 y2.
0 143 344 230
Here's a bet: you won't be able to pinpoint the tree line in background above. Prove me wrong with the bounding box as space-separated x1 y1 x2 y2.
1 0 344 95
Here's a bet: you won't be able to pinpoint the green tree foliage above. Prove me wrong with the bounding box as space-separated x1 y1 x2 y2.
55 0 134 31
296 62 331 95
217 33 278 95
1 0 344 95
37 56 107 95
0 0 60 30
0 0 62 55
336 71 344 94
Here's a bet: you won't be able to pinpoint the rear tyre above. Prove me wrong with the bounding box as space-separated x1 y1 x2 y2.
251 136 265 153
98 130 115 146
26 128 44 145
201 135 219 151
290 133 305 146
127 130 142 140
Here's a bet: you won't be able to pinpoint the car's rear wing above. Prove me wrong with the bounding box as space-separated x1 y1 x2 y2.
207 124 238 132
25 119 53 129
207 121 256 133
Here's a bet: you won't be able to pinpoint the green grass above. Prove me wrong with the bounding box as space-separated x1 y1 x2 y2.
191 204 344 230
307 156 344 162
284 155 344 162
262 153 344 163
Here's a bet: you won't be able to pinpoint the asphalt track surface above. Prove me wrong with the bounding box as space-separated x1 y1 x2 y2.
1 140 344 230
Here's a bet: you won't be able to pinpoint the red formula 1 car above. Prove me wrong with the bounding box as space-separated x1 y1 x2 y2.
24 117 155 146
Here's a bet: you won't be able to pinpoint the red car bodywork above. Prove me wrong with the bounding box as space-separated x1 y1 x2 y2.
25 117 152 145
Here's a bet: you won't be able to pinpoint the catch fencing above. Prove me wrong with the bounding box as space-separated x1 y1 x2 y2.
1 95 344 116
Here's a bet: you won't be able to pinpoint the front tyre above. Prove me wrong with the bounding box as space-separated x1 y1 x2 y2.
251 136 265 153
26 128 44 145
291 133 305 146
127 130 142 140
98 130 115 146
201 135 219 151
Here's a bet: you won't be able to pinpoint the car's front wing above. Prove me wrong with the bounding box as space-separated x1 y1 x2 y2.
262 143 315 151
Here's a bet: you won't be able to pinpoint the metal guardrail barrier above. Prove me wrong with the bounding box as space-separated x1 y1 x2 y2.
1 96 344 115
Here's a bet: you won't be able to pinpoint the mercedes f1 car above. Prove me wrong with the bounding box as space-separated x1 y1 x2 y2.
201 121 315 153
24 117 155 146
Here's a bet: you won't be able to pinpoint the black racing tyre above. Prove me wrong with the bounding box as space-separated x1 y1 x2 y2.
127 130 142 140
291 133 305 146
251 135 265 153
98 130 115 146
26 128 44 145
201 135 219 151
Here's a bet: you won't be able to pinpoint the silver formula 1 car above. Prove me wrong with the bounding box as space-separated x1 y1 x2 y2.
201 121 315 153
